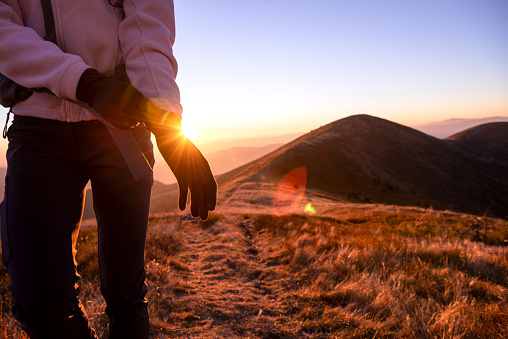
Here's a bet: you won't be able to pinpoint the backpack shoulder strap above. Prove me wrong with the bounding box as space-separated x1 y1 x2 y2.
40 0 57 44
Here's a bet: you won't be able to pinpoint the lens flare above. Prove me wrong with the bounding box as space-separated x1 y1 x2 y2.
304 203 316 214
272 166 307 216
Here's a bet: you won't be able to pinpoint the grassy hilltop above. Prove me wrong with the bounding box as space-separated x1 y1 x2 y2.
1 115 507 337
1 202 507 338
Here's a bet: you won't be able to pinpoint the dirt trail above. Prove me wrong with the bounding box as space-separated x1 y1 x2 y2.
149 215 294 338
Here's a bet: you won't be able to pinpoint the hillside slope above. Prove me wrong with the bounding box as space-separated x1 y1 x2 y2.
153 143 286 185
217 115 508 218
205 144 284 176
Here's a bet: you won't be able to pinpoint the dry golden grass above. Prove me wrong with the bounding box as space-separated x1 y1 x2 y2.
251 212 507 338
0 203 507 338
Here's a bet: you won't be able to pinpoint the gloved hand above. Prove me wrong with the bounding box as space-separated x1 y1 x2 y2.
77 68 217 219
76 68 147 129
148 113 217 220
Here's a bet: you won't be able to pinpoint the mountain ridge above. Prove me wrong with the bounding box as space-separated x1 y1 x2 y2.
217 114 508 218
1 115 506 219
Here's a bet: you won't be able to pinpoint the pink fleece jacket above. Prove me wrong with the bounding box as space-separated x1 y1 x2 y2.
0 0 182 122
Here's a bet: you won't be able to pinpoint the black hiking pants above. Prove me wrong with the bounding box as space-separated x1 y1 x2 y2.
0 115 154 338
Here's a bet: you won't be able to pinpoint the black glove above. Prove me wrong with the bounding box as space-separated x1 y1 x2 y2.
148 115 217 220
76 68 148 129
78 68 217 218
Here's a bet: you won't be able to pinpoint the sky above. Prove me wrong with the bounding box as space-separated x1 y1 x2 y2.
1 0 507 146
172 0 508 143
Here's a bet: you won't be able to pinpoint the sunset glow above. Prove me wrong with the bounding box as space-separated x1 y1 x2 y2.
173 0 508 143
181 117 198 141
0 0 507 158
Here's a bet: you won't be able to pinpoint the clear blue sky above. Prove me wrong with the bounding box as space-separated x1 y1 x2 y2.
172 0 508 142
1 0 507 145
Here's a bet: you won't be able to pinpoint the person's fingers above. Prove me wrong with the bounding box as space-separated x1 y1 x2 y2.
190 184 200 218
198 153 217 211
190 161 210 220
205 178 217 211
159 136 217 219
208 165 217 207
200 210 209 221
198 181 209 220
198 198 209 220
178 183 188 211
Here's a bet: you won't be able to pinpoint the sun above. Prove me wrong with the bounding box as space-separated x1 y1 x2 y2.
181 118 198 141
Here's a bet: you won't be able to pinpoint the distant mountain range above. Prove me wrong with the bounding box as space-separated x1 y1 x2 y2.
412 116 508 139
197 132 303 154
217 115 508 218
1 115 507 219
153 143 285 184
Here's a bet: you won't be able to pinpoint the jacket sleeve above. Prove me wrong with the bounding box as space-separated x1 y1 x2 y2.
0 0 89 100
118 0 182 115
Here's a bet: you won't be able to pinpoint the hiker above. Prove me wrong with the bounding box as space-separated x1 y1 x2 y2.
0 0 216 338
